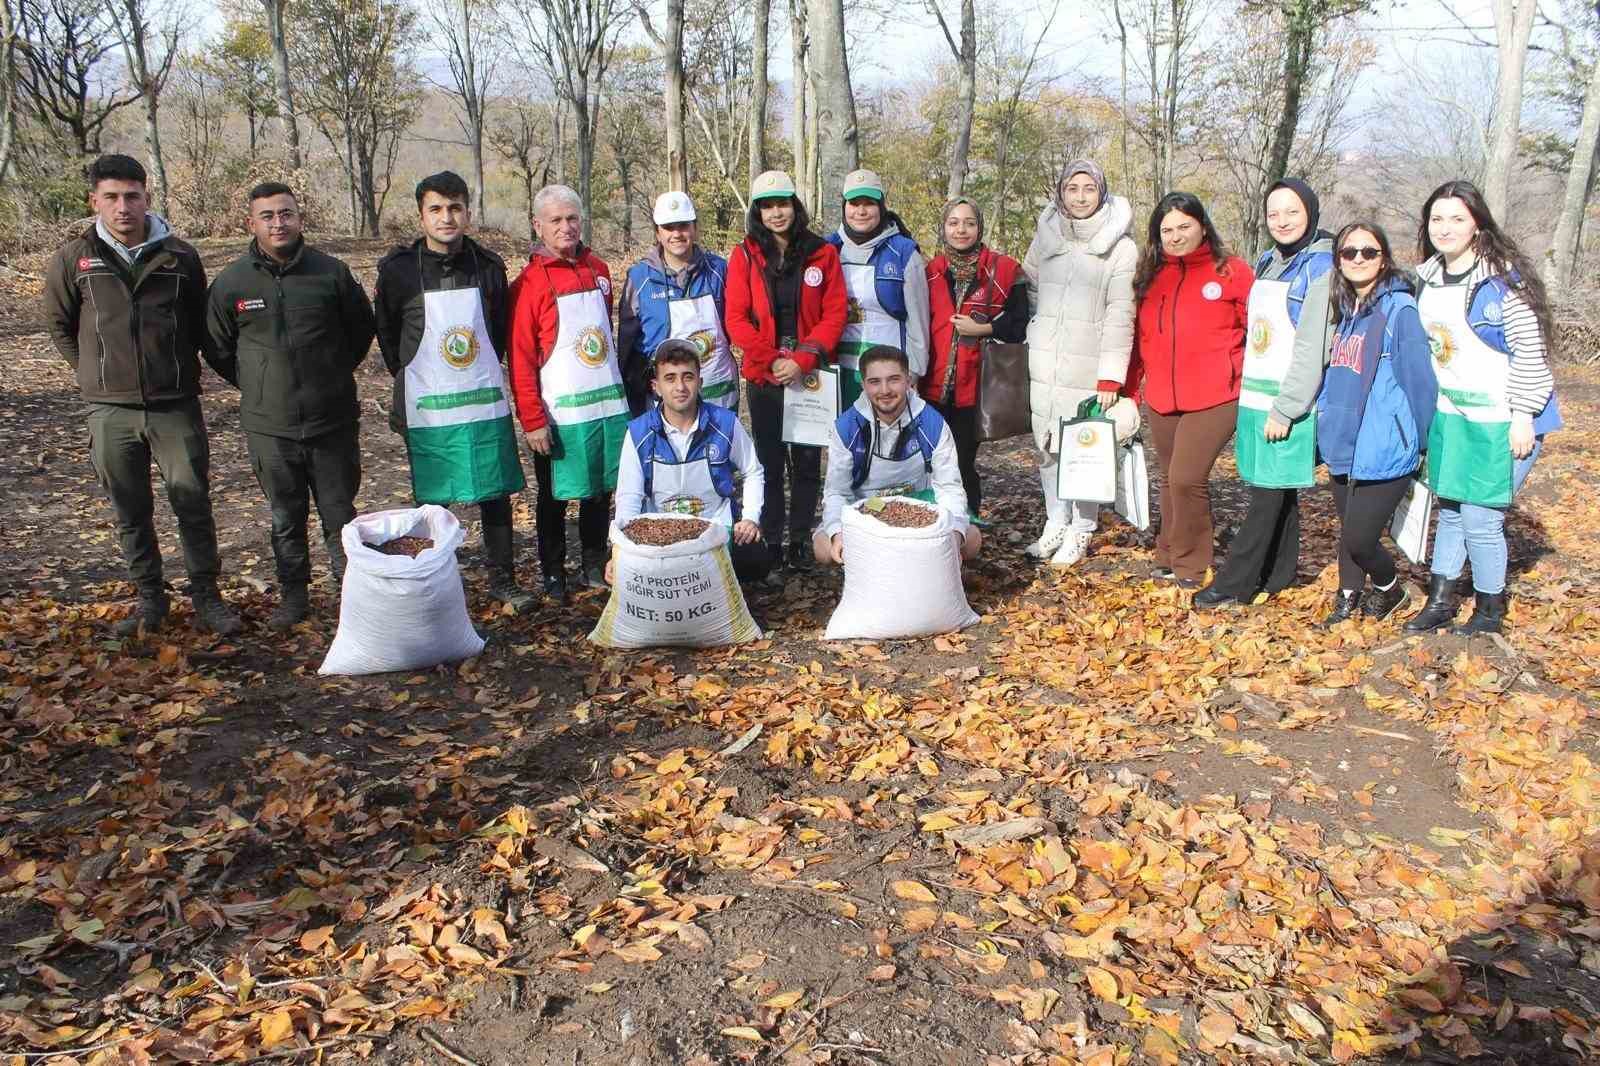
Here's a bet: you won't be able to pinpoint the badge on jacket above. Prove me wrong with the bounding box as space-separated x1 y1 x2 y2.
1202 282 1223 301
804 267 823 287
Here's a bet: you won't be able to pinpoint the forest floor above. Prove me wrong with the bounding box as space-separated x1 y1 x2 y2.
2 236 1600 1066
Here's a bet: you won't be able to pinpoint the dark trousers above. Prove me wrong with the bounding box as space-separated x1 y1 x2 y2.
730 538 774 583
87 399 221 591
532 453 610 574
746 382 822 546
1329 473 1412 591
1147 402 1238 581
247 424 360 587
1210 487 1300 597
930 400 981 514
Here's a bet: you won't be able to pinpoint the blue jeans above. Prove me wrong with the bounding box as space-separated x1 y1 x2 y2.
1431 438 1542 594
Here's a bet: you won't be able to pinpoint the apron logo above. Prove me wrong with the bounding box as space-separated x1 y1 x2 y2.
661 495 705 516
1201 282 1223 301
1427 323 1456 368
846 297 864 325
1248 317 1272 355
870 483 916 498
236 298 267 313
802 372 822 392
1076 425 1099 447
576 325 610 368
688 329 716 364
804 266 823 288
440 326 479 369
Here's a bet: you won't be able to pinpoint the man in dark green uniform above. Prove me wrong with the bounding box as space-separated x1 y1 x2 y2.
207 182 376 628
41 154 242 638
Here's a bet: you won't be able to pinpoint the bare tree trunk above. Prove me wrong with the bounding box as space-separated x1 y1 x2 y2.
247 103 258 158
1484 0 1537 219
665 0 688 189
748 0 769 184
619 157 634 245
1549 50 1600 290
1264 14 1313 187
0 0 17 187
142 94 168 213
806 0 856 227
574 76 595 243
1113 0 1129 185
262 0 302 169
789 0 808 199
940 0 976 199
1160 0 1179 194
112 0 174 214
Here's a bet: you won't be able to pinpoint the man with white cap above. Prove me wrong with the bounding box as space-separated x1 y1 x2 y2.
617 191 737 417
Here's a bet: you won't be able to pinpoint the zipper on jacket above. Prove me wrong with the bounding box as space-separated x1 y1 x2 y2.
1169 261 1186 409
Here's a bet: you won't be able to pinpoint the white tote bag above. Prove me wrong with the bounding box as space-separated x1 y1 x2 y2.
1389 476 1435 566
589 515 763 648
824 497 978 641
1113 441 1151 532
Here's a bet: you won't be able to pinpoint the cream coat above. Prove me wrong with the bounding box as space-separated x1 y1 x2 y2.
1022 196 1138 451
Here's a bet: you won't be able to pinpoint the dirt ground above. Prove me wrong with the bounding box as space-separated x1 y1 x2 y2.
2 236 1600 1066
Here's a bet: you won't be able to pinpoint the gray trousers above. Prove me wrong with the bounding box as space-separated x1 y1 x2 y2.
246 425 361 586
86 399 221 591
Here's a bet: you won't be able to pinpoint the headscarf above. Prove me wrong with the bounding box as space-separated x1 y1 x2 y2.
939 196 984 290
1056 159 1109 215
1265 177 1325 260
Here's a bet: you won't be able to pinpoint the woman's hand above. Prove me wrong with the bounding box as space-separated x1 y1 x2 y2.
771 356 802 385
950 314 993 338
1096 389 1120 410
1264 415 1290 442
1510 413 1535 459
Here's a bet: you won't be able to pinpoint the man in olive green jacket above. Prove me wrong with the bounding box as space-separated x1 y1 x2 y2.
41 154 242 639
207 182 376 628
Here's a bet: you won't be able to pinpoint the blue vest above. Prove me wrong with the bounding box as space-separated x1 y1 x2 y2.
1462 274 1564 436
628 402 740 508
835 401 945 491
625 250 728 358
1255 245 1333 328
827 232 918 327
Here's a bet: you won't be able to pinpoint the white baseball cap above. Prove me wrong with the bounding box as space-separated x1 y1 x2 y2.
842 169 885 201
750 170 798 202
653 191 697 225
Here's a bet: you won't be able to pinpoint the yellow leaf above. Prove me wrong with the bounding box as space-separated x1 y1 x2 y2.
259 1010 294 1048
572 924 598 948
917 757 940 777
720 1026 765 1042
584 982 614 994
655 750 688 774
918 813 963 832
762 990 804 1009
891 880 938 903
1084 966 1119 1002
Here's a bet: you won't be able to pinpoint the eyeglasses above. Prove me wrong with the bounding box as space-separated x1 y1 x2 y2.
1338 246 1381 262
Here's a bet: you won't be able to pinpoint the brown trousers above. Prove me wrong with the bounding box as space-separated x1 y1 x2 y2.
1147 401 1238 581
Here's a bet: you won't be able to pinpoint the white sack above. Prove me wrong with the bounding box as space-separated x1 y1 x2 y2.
319 506 485 675
589 514 762 648
824 497 979 641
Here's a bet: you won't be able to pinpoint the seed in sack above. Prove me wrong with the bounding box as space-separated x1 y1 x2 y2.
623 517 711 546
365 535 435 557
861 499 937 528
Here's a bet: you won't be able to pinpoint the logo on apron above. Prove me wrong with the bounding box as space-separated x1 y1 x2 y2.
576 325 610 368
1076 425 1100 447
1427 323 1456 368
1248 317 1272 355
688 329 717 364
847 297 863 324
660 495 705 516
869 483 916 498
440 325 480 369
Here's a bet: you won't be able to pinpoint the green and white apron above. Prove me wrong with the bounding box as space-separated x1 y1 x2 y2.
544 288 629 500
1418 282 1513 507
403 286 526 505
854 436 932 504
837 263 902 410
1235 277 1316 489
648 444 735 527
668 293 737 408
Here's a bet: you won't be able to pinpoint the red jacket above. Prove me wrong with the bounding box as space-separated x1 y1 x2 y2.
921 247 1022 408
507 244 613 431
1133 244 1253 415
726 236 848 385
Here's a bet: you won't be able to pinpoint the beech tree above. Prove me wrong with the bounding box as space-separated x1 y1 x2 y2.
259 0 300 167
109 0 180 213
1484 0 1538 218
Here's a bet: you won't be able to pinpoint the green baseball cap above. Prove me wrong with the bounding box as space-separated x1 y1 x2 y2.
750 170 797 202
842 169 885 201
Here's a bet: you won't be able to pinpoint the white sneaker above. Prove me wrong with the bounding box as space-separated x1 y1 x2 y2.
1050 529 1094 568
1025 520 1068 558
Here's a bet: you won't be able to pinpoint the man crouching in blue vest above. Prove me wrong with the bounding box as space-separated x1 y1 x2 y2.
813 344 982 566
610 339 773 583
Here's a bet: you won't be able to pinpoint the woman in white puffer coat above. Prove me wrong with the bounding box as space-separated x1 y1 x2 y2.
1021 160 1139 566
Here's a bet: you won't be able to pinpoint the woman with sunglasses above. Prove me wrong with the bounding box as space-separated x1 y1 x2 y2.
920 197 1029 515
1315 223 1437 625
1132 192 1254 586
1404 180 1562 635
1019 160 1138 567
1194 179 1333 608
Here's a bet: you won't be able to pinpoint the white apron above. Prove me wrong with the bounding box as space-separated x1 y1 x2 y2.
838 262 904 408
543 287 630 500
1417 282 1513 507
667 293 737 408
852 426 934 504
403 286 525 504
646 447 734 527
1236 278 1316 488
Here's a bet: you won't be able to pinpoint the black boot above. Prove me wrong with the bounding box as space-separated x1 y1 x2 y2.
580 549 608 589
269 583 310 630
1363 580 1409 621
1193 583 1248 609
1320 589 1364 628
190 582 243 637
114 586 169 637
483 522 536 612
1455 591 1507 635
1404 573 1459 633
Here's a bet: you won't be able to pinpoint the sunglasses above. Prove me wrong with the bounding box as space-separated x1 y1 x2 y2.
1338 246 1382 262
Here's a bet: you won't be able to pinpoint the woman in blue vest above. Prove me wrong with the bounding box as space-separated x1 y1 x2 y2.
827 169 931 401
1315 222 1437 626
1194 178 1334 609
1405 180 1562 636
616 192 736 417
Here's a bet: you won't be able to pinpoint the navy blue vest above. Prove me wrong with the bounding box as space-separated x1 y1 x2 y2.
628 402 740 506
835 401 945 491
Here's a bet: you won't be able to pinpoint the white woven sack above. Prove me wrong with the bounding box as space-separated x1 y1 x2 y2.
823 497 978 641
589 514 763 648
318 505 485 675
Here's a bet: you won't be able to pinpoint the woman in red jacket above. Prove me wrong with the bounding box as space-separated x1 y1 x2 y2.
1132 192 1254 585
727 170 848 575
921 197 1029 515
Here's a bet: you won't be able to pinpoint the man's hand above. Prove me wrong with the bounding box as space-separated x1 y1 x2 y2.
1264 415 1290 442
524 427 552 455
771 356 802 385
830 533 844 564
1510 412 1536 459
733 520 761 545
604 557 616 585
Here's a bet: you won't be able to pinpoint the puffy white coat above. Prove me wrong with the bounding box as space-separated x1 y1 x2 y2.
1022 196 1138 451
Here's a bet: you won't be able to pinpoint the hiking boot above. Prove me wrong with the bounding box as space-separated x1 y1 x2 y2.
1455 591 1507 636
483 521 536 611
1404 573 1459 633
785 541 812 572
268 584 310 631
542 571 568 601
113 589 169 638
1363 580 1409 622
1320 589 1364 628
580 550 609 589
190 584 243 637
489 571 537 612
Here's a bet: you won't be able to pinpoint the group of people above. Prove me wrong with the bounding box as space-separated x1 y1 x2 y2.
43 150 1558 643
